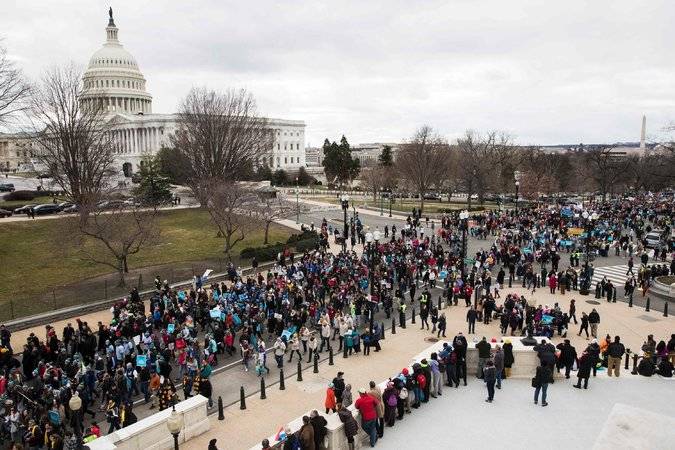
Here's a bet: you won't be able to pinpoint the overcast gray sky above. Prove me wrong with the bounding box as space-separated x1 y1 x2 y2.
3 0 674 146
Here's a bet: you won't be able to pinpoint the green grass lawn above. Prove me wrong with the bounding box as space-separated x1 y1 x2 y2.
0 208 292 318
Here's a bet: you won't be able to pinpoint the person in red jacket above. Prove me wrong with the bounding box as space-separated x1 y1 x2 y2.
354 388 380 447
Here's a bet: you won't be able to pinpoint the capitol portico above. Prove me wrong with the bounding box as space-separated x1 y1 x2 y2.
81 9 306 178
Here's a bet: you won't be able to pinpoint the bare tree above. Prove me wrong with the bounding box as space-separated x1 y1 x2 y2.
0 42 30 127
28 64 114 205
172 87 273 204
582 146 630 200
254 194 294 245
396 125 448 213
520 147 562 198
71 204 161 286
359 166 395 202
455 130 515 208
205 181 260 260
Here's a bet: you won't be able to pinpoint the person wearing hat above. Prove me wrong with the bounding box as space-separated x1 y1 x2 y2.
354 388 379 447
325 382 337 413
503 339 514 378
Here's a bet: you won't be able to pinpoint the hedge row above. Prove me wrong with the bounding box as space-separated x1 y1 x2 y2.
240 235 321 261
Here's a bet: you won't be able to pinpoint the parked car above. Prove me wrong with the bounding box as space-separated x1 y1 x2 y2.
0 183 15 192
36 173 52 179
97 199 126 210
422 192 441 201
62 204 80 213
14 204 36 215
32 203 61 215
57 201 74 211
0 208 13 218
645 230 664 249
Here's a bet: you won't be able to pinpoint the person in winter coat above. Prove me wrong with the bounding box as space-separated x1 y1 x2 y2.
556 339 578 379
483 360 497 403
382 381 398 427
338 405 359 450
493 345 504 389
533 362 552 406
310 410 328 450
369 380 385 438
341 384 353 407
574 351 593 389
436 313 447 338
324 383 337 413
503 339 514 378
298 416 316 450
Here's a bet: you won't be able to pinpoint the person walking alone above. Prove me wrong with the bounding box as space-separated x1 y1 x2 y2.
533 362 552 407
483 360 497 403
574 351 593 389
466 307 478 334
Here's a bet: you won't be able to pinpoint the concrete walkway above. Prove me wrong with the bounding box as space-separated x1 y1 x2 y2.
184 283 675 450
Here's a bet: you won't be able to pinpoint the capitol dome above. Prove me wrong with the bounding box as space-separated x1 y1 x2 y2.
80 10 152 115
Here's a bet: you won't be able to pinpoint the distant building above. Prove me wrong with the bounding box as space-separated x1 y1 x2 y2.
349 142 400 166
0 133 36 172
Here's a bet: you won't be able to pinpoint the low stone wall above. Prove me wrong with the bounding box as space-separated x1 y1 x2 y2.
88 396 210 450
249 338 547 450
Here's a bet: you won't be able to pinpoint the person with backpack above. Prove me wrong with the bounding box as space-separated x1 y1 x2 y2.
383 381 398 427
368 381 385 438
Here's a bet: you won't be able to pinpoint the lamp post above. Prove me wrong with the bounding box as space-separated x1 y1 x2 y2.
513 170 521 216
579 211 598 295
295 177 299 224
379 188 384 216
166 404 184 450
340 194 350 253
68 392 82 449
459 210 469 282
388 193 392 217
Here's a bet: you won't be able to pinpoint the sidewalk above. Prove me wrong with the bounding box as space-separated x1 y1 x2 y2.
184 283 675 450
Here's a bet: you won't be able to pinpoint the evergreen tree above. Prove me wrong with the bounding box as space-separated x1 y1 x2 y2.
378 145 394 166
322 135 360 187
132 157 173 206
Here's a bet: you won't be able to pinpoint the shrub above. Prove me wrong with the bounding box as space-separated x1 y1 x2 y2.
295 237 319 253
3 190 36 201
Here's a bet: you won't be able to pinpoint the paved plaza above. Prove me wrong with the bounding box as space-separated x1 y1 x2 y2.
378 375 675 450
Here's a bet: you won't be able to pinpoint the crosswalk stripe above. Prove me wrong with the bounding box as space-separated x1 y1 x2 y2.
591 265 631 287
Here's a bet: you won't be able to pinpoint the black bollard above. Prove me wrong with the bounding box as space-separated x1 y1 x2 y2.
612 288 617 303
380 322 385 340
411 307 416 324
438 296 442 310
628 294 633 308
279 368 286 390
595 284 601 299
391 317 396 334
217 396 224 420
624 350 630 370
313 353 319 373
508 276 512 288
343 342 348 359
664 302 668 317
297 360 303 381
522 276 526 288
239 386 246 410
329 347 334 365
260 377 267 399
645 297 650 312
631 354 639 375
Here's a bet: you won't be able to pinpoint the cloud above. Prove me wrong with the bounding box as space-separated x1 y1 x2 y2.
2 0 674 145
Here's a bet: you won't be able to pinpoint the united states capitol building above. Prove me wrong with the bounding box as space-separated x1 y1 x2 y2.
79 10 306 177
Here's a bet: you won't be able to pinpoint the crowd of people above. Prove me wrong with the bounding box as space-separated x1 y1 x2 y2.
1 192 673 449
